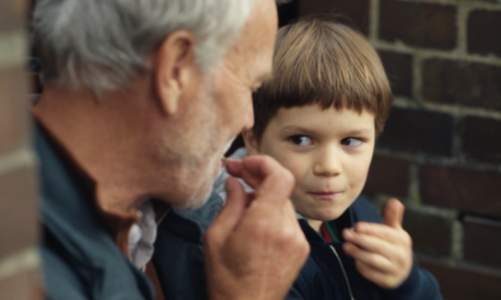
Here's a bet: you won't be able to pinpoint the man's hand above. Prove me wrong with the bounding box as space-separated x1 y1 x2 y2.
204 155 310 300
341 199 413 289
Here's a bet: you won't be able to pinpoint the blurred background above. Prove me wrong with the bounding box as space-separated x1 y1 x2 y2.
0 0 500 299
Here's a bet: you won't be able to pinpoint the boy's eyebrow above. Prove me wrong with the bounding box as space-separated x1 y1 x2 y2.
343 128 374 135
280 125 373 136
280 125 320 137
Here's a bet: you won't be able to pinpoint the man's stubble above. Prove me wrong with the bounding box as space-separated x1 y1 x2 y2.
158 75 232 210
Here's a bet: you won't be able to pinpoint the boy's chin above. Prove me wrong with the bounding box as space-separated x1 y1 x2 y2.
306 208 345 222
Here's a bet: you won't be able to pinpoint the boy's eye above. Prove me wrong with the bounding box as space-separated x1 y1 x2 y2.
341 137 362 147
290 135 313 146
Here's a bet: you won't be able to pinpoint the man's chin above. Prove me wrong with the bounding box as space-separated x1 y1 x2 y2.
175 188 214 211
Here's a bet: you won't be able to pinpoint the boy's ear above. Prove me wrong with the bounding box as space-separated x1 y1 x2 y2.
242 129 261 155
154 30 198 116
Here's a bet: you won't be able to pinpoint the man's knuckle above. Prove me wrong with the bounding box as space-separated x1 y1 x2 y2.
248 220 272 241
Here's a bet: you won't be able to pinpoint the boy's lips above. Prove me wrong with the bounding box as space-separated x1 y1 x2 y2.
307 191 344 200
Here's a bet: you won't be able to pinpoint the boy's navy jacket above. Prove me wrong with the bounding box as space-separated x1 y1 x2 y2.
36 125 155 300
288 196 443 300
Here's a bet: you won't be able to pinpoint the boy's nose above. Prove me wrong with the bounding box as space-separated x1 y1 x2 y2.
313 148 341 177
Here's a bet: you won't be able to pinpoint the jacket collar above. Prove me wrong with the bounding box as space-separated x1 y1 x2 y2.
299 197 358 244
36 124 154 299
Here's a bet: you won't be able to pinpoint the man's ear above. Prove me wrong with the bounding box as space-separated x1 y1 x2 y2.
154 30 198 116
242 129 261 155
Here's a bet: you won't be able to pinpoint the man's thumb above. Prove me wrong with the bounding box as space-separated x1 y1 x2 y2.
211 177 247 236
383 198 405 228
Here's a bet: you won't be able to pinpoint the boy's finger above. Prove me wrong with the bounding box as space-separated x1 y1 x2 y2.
383 198 405 229
354 260 393 289
342 229 397 258
353 222 402 243
342 242 392 273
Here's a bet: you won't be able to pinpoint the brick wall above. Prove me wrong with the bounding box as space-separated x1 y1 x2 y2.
0 0 42 299
284 0 501 299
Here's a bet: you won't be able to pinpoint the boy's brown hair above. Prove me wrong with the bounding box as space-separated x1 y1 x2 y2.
252 18 393 141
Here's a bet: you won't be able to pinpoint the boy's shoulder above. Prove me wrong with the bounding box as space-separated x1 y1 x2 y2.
350 195 383 224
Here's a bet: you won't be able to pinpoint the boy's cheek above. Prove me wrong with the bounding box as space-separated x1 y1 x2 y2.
348 159 372 191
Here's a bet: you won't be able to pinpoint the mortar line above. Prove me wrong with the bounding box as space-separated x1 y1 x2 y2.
0 148 37 177
0 29 27 72
393 96 501 120
372 40 501 65
409 163 421 204
412 52 424 103
373 146 501 173
456 2 470 55
0 247 40 280
451 220 463 261
395 0 501 10
369 0 380 44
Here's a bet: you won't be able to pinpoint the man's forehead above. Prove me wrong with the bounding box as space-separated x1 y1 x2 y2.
237 0 277 53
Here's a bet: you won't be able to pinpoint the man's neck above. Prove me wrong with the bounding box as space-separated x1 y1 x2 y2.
34 84 151 217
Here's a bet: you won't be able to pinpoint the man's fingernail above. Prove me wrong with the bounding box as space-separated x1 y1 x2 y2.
344 229 353 239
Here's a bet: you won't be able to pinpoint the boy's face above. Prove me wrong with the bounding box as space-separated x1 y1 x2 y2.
245 105 375 221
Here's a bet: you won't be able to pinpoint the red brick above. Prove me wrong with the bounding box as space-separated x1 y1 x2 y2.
298 0 370 35
378 107 454 156
377 50 413 97
0 166 38 260
0 267 44 300
403 209 452 257
0 67 31 156
380 0 457 50
420 165 501 218
363 154 410 198
468 10 501 57
419 259 501 300
422 59 501 111
463 216 501 269
463 116 501 163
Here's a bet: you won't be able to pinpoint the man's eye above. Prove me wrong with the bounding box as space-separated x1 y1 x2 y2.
341 137 362 147
290 135 312 146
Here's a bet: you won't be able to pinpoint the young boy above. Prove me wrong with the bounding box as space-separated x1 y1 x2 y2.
215 18 442 300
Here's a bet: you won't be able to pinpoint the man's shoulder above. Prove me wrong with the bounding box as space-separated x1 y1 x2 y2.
35 126 155 300
40 242 90 300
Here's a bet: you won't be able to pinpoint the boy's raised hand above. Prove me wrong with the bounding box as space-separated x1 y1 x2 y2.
341 199 413 289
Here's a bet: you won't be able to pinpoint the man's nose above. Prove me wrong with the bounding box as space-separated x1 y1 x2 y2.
313 148 341 177
242 104 255 132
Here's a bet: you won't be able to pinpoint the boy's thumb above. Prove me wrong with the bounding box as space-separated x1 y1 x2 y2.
383 198 405 229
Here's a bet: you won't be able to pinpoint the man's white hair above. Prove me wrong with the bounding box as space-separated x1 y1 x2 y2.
33 0 287 95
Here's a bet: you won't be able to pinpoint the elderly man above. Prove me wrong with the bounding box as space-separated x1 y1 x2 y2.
32 0 309 299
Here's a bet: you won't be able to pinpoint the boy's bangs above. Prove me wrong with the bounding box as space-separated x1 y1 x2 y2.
253 19 392 140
